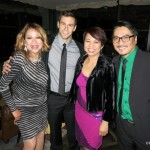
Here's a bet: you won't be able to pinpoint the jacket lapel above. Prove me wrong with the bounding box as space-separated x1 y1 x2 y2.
113 55 121 78
129 49 142 99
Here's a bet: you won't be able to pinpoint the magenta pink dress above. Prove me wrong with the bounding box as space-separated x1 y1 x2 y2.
75 72 103 150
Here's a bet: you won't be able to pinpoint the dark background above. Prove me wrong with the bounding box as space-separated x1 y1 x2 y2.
0 0 150 61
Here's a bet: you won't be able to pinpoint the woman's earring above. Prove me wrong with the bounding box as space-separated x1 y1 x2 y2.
24 46 27 52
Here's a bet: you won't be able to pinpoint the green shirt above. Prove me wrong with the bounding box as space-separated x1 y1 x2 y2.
117 46 138 121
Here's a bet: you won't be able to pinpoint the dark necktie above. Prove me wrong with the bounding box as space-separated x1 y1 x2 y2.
59 43 67 94
118 59 127 115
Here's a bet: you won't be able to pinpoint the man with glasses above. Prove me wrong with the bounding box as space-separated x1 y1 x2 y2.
112 20 150 150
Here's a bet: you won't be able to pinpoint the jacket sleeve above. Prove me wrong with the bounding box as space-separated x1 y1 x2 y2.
103 62 116 122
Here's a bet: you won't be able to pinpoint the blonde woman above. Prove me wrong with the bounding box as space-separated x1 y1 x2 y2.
0 23 49 150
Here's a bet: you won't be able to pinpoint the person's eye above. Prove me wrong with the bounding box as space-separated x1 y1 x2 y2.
85 40 90 43
68 24 74 27
113 37 119 41
60 22 65 26
26 37 32 39
122 36 129 40
36 36 42 39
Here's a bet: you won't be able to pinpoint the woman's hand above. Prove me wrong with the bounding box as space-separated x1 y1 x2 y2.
12 109 21 124
99 120 109 136
2 56 13 74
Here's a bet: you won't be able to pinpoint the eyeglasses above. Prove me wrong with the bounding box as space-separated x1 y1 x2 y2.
112 35 135 43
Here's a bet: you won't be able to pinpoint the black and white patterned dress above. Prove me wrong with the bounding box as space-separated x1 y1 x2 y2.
0 52 48 140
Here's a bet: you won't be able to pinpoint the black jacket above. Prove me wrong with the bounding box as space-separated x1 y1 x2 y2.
68 54 116 122
113 49 150 140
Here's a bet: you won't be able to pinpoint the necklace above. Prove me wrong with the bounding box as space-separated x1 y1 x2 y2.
30 57 41 63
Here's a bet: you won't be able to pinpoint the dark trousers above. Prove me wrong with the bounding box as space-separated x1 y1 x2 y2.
47 92 79 150
116 115 150 150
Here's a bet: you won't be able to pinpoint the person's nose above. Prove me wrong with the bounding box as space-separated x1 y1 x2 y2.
89 42 95 48
64 25 69 31
118 38 124 44
32 38 38 43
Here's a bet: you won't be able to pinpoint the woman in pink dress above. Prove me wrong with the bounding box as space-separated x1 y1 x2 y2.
68 27 116 150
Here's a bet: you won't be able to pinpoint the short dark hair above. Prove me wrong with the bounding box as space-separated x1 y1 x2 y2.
83 27 107 46
58 10 77 25
113 20 138 36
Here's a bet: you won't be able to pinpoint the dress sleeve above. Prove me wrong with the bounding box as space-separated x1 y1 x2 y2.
0 52 24 112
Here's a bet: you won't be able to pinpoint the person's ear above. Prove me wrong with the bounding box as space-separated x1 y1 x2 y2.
135 36 137 44
57 21 60 29
73 25 77 32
